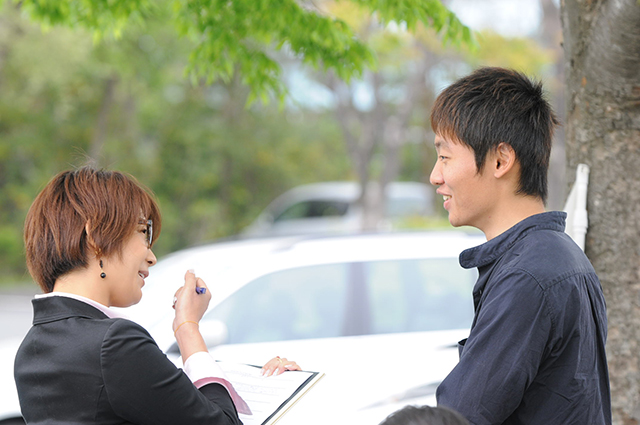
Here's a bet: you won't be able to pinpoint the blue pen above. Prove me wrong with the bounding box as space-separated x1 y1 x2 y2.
195 287 206 294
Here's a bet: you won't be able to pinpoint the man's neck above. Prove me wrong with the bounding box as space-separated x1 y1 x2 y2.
481 197 546 241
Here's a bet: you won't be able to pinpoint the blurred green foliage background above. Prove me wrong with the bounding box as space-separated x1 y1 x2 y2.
0 1 559 285
0 4 353 281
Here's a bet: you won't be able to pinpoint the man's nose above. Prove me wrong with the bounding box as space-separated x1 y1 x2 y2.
430 160 443 186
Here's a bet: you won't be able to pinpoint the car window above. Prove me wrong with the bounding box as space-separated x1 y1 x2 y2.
274 200 349 221
385 197 429 217
204 263 349 344
202 257 476 345
367 258 476 334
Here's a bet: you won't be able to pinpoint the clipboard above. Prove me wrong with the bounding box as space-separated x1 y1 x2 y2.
217 361 324 425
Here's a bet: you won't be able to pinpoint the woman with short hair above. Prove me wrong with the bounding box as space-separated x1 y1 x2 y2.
15 166 297 424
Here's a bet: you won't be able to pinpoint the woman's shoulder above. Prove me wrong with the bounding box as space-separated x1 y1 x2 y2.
100 318 162 358
102 318 154 342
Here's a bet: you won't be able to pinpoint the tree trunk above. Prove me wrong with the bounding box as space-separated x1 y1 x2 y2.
328 45 436 232
561 1 640 423
329 71 380 231
538 0 567 210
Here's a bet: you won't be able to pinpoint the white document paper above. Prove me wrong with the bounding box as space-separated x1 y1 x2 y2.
218 362 324 425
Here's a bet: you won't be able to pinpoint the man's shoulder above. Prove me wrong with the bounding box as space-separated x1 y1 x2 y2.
503 228 597 288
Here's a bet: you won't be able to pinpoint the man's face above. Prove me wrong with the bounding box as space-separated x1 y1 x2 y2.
429 135 496 230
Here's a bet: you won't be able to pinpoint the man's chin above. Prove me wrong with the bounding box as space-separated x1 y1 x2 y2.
447 216 464 228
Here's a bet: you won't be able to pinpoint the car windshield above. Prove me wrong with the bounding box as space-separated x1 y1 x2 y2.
203 257 476 344
274 200 350 222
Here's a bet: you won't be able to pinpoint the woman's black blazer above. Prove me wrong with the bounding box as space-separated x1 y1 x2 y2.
14 296 241 425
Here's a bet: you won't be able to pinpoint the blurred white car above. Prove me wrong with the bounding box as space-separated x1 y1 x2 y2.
0 337 23 424
1 231 482 424
242 181 434 236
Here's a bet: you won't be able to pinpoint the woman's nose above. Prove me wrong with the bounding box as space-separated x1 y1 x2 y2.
147 249 157 266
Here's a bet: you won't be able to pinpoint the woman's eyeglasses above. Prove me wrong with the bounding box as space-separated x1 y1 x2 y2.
139 219 153 248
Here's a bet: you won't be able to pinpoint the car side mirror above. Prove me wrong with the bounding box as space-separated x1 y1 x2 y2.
263 212 275 224
200 320 229 348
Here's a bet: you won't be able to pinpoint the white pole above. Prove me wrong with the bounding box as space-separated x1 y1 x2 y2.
563 164 590 251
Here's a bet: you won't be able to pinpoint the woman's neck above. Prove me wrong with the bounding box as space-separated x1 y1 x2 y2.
53 267 110 306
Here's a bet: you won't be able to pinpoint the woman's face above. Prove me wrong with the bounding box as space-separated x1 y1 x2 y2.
105 221 157 308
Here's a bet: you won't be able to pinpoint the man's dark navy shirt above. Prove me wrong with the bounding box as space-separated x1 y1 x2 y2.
437 212 612 425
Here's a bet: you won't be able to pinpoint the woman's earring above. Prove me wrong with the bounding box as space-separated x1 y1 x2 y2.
100 260 106 279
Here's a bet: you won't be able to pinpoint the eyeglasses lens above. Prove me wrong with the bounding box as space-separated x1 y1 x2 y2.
147 219 153 247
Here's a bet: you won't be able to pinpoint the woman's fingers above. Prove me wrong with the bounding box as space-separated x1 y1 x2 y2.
172 287 183 309
184 269 196 290
172 271 211 321
280 358 301 373
183 270 210 298
172 272 192 309
261 357 302 376
195 276 209 297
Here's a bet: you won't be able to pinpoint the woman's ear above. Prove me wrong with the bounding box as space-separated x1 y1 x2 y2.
493 142 517 179
85 221 100 258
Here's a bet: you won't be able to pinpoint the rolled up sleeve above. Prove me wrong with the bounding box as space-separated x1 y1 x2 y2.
183 351 251 414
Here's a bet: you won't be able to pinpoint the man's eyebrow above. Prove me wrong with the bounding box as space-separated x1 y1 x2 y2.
434 139 448 149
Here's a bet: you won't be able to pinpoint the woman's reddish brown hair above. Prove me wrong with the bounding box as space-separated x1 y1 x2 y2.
24 166 162 293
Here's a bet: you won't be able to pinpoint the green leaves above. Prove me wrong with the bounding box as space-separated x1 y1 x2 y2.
13 0 153 40
348 0 475 46
0 4 354 279
8 0 473 104
174 0 376 104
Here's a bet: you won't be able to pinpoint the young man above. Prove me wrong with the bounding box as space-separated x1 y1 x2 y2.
430 67 611 425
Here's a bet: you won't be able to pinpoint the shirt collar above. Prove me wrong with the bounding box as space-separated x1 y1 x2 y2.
459 211 567 269
35 292 131 320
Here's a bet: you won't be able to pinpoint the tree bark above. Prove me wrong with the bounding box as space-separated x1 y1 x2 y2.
561 1 640 423
538 0 567 210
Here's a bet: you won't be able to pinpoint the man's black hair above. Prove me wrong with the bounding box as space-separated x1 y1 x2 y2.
431 67 559 203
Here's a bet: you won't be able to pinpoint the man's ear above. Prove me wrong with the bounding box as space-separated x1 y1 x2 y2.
492 142 517 179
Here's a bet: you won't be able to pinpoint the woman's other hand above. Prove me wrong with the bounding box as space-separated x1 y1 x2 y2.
261 357 301 376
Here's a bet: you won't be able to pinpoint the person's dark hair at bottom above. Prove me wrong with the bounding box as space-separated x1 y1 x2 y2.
379 405 469 425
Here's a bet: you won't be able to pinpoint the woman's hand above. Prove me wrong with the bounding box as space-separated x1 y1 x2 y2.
172 270 211 333
171 270 211 361
261 357 301 376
